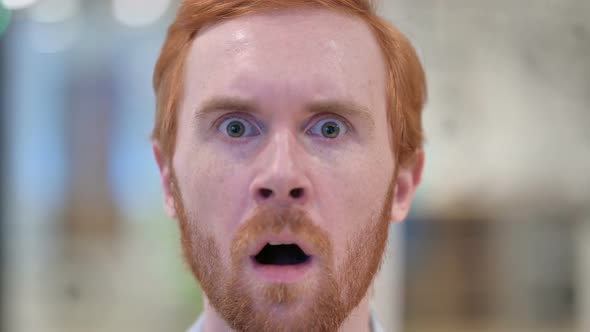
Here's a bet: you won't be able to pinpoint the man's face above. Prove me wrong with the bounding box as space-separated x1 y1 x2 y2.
156 8 421 332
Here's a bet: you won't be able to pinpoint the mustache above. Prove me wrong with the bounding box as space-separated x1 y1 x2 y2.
230 207 333 264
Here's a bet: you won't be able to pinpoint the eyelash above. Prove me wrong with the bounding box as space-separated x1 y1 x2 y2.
214 113 352 141
305 116 350 140
215 113 261 140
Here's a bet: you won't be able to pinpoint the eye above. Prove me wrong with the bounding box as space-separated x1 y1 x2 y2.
218 117 260 138
308 118 348 139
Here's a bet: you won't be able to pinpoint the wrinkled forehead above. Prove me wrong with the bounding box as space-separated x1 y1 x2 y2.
192 8 379 54
184 8 387 107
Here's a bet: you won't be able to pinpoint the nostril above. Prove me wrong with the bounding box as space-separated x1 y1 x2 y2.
259 188 273 199
289 188 304 199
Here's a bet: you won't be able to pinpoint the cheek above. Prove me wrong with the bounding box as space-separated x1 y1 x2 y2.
176 149 251 257
312 153 393 265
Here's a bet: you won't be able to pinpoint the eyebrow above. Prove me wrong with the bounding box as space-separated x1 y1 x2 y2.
306 101 375 128
194 96 375 128
194 97 258 118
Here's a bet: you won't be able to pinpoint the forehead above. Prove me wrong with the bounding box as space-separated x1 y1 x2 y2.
184 8 387 113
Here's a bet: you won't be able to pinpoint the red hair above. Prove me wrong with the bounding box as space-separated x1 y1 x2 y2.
152 0 426 167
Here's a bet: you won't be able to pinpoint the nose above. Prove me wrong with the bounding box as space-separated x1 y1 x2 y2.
250 130 312 207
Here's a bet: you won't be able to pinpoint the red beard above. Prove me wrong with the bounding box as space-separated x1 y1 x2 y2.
172 172 393 332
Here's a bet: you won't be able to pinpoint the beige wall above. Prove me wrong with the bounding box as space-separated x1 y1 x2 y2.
374 1 589 329
381 0 589 213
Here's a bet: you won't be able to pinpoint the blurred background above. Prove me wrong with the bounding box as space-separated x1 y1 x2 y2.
0 0 588 331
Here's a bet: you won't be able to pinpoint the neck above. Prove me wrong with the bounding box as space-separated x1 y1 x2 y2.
201 293 372 332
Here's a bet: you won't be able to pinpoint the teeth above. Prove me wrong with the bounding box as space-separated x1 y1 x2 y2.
268 242 293 246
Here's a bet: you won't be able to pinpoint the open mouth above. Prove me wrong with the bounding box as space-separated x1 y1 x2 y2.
254 243 311 266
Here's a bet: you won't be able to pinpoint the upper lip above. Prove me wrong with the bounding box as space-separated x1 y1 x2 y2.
249 231 314 257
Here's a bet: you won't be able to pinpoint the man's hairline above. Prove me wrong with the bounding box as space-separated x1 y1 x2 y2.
158 3 413 171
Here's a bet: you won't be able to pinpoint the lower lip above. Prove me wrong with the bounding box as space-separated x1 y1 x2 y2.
249 257 315 283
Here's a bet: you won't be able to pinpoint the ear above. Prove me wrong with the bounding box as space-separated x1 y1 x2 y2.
390 150 425 223
153 142 178 219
